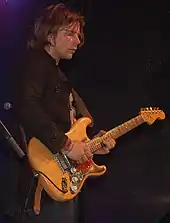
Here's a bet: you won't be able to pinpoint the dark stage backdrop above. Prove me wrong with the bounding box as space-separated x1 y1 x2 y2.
0 1 170 223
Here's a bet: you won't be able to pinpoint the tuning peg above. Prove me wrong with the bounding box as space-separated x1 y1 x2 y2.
149 107 153 110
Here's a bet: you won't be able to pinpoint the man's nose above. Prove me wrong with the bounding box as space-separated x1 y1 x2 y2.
75 34 81 46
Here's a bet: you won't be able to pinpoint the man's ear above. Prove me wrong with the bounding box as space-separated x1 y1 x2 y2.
47 34 56 47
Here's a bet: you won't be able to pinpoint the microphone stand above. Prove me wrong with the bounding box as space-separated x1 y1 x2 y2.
0 120 25 158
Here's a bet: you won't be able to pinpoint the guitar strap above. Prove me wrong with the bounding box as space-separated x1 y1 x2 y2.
69 91 77 125
72 88 94 127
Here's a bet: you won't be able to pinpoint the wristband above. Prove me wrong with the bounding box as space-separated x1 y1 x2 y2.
61 138 73 155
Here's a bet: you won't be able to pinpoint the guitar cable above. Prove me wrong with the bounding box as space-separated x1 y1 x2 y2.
37 171 68 193
22 170 68 220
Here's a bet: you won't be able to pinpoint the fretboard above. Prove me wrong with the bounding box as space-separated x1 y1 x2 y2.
87 115 144 154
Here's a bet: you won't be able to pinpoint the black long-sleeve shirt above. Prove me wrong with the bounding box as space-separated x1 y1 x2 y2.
12 49 82 154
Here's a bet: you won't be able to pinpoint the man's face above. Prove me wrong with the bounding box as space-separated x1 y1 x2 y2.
50 22 81 60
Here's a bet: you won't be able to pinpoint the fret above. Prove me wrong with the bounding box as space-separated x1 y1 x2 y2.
124 122 129 130
87 114 145 154
88 138 101 153
116 125 122 137
114 128 120 138
132 117 138 126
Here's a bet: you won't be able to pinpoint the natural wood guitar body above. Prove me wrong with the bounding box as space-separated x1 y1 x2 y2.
28 117 106 202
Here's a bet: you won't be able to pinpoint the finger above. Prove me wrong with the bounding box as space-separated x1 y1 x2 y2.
95 148 110 154
84 145 93 158
100 130 106 135
102 140 111 148
109 139 116 147
102 140 115 149
112 139 116 147
81 154 89 163
101 148 110 154
77 158 84 164
93 130 106 138
85 151 93 159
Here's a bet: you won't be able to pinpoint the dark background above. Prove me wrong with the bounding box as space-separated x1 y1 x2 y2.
0 0 170 222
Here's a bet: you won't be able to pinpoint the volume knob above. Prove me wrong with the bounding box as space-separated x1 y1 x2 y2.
70 167 77 173
70 185 78 193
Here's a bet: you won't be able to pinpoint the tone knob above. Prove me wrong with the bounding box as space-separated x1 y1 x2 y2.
72 176 78 183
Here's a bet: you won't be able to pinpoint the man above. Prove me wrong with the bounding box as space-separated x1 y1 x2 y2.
13 3 116 223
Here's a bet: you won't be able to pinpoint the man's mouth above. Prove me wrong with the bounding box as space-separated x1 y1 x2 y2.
69 48 77 53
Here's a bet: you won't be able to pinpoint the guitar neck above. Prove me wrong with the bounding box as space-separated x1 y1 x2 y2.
105 115 144 139
87 115 145 154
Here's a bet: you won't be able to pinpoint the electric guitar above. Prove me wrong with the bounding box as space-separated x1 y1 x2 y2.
27 107 165 205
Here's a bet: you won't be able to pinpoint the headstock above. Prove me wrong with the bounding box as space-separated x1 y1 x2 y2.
140 107 165 125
